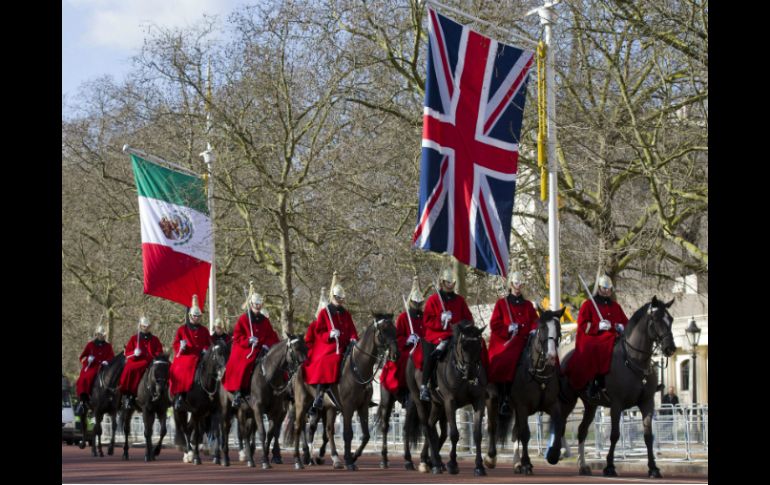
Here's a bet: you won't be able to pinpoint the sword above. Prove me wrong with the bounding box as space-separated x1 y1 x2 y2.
244 282 258 359
578 273 604 334
500 276 517 347
401 294 418 355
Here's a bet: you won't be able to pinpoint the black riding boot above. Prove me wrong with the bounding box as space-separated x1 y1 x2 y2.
420 341 437 401
588 374 607 400
123 394 134 411
232 391 242 408
310 384 327 414
174 393 185 411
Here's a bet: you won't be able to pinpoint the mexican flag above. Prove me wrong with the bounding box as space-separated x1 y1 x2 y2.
130 153 212 309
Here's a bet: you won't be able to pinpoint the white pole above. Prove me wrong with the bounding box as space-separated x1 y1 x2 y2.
541 2 560 312
201 99 217 332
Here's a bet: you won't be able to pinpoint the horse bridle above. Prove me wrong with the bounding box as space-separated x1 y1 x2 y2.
349 318 393 385
529 316 560 381
622 303 672 379
198 346 225 400
146 359 169 402
263 338 304 394
448 332 482 385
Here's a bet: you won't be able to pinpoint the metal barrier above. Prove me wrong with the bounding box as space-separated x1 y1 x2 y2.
93 403 707 462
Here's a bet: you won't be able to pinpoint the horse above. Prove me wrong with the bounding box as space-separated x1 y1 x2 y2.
82 353 125 457
118 354 171 461
405 321 487 476
218 334 308 468
290 313 398 470
485 307 565 474
172 343 228 465
558 296 677 478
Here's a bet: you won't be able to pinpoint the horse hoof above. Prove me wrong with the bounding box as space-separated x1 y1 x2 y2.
404 461 415 471
213 456 221 465
193 457 202 465
294 462 304 470
239 450 247 462
145 455 151 463
579 465 592 476
122 454 128 461
271 455 283 464
379 461 388 469
346 464 358 471
99 451 104 458
315 457 326 466
154 447 161 457
441 463 447 472
546 447 560 465
431 466 442 475
514 464 522 474
108 447 114 456
79 442 85 450
448 463 459 475
91 450 97 457
248 460 256 468
484 455 497 468
262 462 271 470
418 462 430 473
524 465 534 476
649 468 662 479
474 467 487 476
333 461 345 470
603 466 617 477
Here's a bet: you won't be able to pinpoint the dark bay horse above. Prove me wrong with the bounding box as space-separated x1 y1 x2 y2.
291 313 398 470
84 353 125 457
173 343 228 465
405 321 487 476
218 334 308 468
485 307 564 474
119 354 171 461
559 296 677 478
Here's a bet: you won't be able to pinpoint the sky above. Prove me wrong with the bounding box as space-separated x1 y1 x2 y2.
62 0 245 104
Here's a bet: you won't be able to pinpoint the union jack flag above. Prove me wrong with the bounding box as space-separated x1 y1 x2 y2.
412 8 534 277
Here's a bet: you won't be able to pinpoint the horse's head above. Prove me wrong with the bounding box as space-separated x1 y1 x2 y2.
535 305 564 367
147 354 170 402
645 296 677 357
205 344 228 381
452 320 485 381
371 312 399 363
284 332 309 373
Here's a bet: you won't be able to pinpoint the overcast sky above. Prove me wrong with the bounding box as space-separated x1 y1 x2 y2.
62 0 245 103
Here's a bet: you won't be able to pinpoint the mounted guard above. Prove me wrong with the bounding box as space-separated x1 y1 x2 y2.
75 325 114 415
169 294 213 410
118 316 164 411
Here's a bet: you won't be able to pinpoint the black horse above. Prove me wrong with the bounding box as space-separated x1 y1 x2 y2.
118 354 171 461
173 343 228 465
218 334 308 468
486 307 565 474
82 354 125 457
559 296 677 478
405 321 487 476
291 313 398 470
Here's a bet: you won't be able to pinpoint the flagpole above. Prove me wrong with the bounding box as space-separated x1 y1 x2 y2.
122 145 200 178
201 62 217 332
527 1 561 312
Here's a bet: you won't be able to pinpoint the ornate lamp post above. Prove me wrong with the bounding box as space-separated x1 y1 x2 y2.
685 318 701 405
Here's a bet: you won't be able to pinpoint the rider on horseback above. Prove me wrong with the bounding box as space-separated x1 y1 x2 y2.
211 317 231 347
380 276 425 405
169 295 213 411
486 271 539 416
568 275 628 400
303 274 359 415
75 325 114 415
118 316 164 410
419 267 474 402
222 287 280 408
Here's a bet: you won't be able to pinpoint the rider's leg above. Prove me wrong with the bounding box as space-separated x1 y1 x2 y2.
420 341 437 401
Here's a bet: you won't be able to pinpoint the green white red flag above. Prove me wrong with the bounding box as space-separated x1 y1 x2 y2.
130 153 212 308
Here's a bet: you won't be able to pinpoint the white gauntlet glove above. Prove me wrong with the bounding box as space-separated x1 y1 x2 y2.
406 334 419 346
598 319 611 331
508 323 519 336
262 344 270 353
436 339 448 352
133 348 141 357
180 339 188 349
440 311 452 328
101 360 109 366
329 329 340 340
248 336 258 346
87 355 95 364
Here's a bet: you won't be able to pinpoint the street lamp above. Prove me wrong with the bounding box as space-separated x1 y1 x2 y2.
685 318 701 405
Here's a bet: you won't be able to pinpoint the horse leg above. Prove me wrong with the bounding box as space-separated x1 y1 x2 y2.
269 411 284 464
354 405 370 463
444 401 460 475
433 407 448 471
254 407 270 469
221 411 232 467
602 406 621 476
245 415 257 468
484 395 497 469
192 419 203 465
342 410 357 470
545 399 563 465
325 408 342 468
473 402 486 476
143 410 155 462
379 393 392 469
91 412 101 457
514 408 533 475
640 401 662 478
155 413 167 458
122 410 132 460
576 400 595 475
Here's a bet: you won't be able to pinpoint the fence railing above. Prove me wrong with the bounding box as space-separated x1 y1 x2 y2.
93 403 707 462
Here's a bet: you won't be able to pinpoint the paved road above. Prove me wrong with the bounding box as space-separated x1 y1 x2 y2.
62 444 706 483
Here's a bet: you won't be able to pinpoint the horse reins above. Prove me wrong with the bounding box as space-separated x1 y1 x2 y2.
262 340 302 394
349 321 391 385
621 304 670 382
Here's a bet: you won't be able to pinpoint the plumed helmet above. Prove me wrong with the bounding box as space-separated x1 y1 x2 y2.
317 287 329 314
138 317 151 329
261 308 270 319
440 267 456 284
409 276 424 303
329 271 346 300
509 271 524 287
250 293 264 306
95 325 106 337
189 295 203 317
598 275 613 290
214 317 225 329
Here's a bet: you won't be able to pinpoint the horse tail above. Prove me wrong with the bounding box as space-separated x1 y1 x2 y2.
403 398 420 449
497 409 514 445
283 400 296 446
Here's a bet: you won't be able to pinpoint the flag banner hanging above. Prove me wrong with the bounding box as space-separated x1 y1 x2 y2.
130 153 212 309
412 7 534 277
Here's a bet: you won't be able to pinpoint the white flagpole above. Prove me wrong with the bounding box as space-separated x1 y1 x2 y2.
201 62 217 332
528 1 561 312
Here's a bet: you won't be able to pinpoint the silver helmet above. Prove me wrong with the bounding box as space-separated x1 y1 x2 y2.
94 325 106 337
189 295 203 318
138 317 151 329
439 267 456 285
508 271 524 288
598 275 613 290
409 276 424 303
